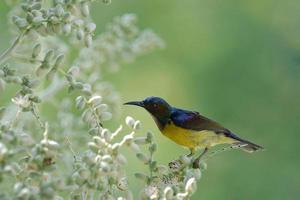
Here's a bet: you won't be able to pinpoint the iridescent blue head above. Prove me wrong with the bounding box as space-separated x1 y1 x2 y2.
124 96 172 129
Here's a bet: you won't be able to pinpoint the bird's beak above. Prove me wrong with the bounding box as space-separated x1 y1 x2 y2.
124 101 144 107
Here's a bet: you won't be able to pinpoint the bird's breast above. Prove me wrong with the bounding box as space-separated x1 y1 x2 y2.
161 122 235 149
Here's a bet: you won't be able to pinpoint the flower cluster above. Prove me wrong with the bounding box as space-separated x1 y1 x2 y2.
133 127 203 200
0 0 202 199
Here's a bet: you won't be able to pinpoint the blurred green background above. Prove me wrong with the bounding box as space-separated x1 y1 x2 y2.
1 0 300 199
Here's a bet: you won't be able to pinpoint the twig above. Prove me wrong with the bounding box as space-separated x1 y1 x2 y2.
9 108 21 129
65 136 78 161
0 27 31 65
31 105 45 129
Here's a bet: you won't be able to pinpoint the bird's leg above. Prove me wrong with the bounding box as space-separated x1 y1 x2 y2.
187 148 195 157
193 147 209 168
169 148 196 170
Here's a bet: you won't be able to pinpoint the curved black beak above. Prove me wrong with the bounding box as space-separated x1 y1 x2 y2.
124 101 144 107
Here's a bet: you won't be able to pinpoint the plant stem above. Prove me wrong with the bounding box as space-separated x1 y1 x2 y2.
31 104 45 129
0 28 30 65
148 144 154 184
9 108 21 129
87 101 103 130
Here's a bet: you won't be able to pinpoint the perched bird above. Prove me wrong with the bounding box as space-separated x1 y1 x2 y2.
124 96 263 168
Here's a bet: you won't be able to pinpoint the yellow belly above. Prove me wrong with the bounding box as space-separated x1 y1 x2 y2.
161 123 236 149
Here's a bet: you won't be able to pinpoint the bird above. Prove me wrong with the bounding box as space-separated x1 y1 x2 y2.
124 96 263 168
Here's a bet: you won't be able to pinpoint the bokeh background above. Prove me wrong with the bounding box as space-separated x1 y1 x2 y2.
1 0 300 199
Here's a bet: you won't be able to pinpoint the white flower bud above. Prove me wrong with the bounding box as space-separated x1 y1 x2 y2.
116 154 127 165
31 2 42 10
75 96 86 110
87 95 102 104
100 112 112 121
63 12 72 22
134 137 148 145
76 29 84 40
125 116 135 128
49 15 60 24
47 140 60 149
95 104 108 113
15 18 28 29
88 142 99 153
176 192 188 199
122 134 134 145
185 177 197 194
63 23 72 35
134 173 148 182
52 24 62 34
133 120 141 130
101 129 110 140
136 153 150 164
67 65 80 76
84 34 92 47
101 155 112 163
0 142 8 161
100 161 110 173
74 19 84 27
146 132 153 142
44 50 54 62
80 2 89 17
78 168 90 179
180 155 192 165
46 68 56 80
149 143 157 153
18 188 30 199
13 182 23 193
94 155 101 163
163 186 174 199
32 16 44 25
54 54 64 68
31 10 42 17
191 168 202 180
117 177 128 191
32 43 42 58
26 12 33 23
88 127 98 135
86 22 96 33
73 172 85 185
55 4 64 17
93 136 107 147
145 185 159 199
130 143 140 152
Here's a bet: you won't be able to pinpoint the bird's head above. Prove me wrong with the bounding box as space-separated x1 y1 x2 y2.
124 96 172 126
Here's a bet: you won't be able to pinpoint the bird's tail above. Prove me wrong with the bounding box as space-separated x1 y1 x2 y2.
226 132 264 153
233 140 264 153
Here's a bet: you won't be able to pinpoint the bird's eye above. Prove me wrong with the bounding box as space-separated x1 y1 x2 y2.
153 103 158 108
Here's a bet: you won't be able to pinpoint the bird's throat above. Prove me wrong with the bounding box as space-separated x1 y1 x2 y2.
151 115 169 131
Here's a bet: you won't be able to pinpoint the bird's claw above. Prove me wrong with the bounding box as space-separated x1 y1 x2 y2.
192 160 200 169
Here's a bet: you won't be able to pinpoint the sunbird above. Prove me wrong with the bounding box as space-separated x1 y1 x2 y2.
125 96 263 168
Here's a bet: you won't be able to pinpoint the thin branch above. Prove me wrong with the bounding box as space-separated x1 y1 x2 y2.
31 104 45 129
0 27 31 65
9 108 21 129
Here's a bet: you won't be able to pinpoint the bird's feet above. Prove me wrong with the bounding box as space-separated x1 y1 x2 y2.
168 155 193 171
192 147 209 168
192 158 201 169
170 157 202 169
